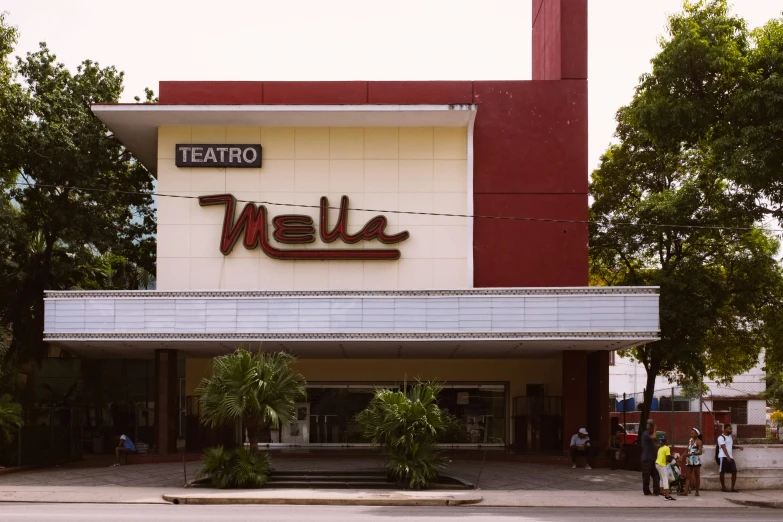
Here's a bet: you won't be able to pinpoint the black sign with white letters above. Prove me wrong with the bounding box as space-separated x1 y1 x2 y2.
175 144 262 168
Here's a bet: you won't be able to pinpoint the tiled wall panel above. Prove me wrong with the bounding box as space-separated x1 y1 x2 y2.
157 126 469 291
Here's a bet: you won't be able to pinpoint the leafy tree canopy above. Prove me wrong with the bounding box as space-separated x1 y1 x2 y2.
0 12 156 366
590 1 783 425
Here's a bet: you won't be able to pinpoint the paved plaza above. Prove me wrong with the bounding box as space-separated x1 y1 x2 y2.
0 456 638 491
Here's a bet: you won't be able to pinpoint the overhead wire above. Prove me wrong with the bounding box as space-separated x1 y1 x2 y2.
3 180 783 233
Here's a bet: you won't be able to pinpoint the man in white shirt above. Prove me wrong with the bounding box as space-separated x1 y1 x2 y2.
569 428 594 469
718 423 743 492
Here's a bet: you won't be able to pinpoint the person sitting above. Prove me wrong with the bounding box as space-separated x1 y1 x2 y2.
569 428 594 469
606 426 625 470
113 433 137 467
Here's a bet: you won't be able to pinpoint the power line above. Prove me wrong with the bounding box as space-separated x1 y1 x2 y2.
3 180 783 233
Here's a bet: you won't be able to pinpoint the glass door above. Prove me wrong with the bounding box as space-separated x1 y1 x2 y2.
307 386 377 444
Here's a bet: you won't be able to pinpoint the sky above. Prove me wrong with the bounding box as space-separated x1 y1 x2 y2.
3 0 782 173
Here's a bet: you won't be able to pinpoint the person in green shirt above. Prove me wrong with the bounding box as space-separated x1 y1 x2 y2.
655 436 676 501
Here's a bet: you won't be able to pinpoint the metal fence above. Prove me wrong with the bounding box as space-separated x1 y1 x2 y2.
0 407 85 467
610 378 772 447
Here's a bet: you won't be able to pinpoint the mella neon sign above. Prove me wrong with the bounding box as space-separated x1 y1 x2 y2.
199 194 410 260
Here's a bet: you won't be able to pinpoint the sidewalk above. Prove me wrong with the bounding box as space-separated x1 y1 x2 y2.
0 485 779 508
0 457 779 508
0 457 642 490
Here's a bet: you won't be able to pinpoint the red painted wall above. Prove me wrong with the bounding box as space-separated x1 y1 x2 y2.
610 411 731 445
471 80 587 287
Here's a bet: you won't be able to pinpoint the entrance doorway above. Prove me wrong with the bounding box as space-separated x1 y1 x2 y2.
308 386 376 444
274 382 508 448
275 384 380 446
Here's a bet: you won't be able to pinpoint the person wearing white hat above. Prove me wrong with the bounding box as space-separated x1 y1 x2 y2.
569 427 594 469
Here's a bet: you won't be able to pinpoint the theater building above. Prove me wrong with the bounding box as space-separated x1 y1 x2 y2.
42 0 659 455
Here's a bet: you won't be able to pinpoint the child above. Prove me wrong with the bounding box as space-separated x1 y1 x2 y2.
655 436 676 501
606 426 625 470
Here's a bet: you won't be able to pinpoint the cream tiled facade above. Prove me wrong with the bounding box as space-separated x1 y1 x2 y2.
156 126 469 291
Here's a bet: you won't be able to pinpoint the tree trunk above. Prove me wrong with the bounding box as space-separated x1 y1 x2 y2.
639 359 661 430
245 420 259 453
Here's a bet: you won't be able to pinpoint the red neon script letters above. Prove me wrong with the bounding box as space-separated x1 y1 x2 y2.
199 194 409 260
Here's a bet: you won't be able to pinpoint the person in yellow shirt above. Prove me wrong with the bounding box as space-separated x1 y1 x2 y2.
655 436 676 501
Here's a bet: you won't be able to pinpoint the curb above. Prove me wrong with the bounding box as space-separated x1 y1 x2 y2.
162 494 483 506
726 499 783 509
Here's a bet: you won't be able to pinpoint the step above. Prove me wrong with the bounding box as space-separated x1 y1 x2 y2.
271 470 385 477
270 475 389 482
266 481 396 489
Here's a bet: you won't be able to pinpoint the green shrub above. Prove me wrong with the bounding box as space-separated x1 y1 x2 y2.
230 447 271 488
198 445 271 489
385 439 446 490
199 446 233 489
356 381 453 490
0 394 22 444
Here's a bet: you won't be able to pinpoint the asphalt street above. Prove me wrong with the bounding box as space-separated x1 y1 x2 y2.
1 505 782 521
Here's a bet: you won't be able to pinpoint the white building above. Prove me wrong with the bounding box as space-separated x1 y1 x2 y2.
610 354 767 432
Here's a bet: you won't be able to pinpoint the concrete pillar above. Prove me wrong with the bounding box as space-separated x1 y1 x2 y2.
587 351 610 447
562 350 588 450
154 349 178 455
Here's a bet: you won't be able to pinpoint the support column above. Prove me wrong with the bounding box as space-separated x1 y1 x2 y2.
562 350 588 450
154 349 178 455
587 351 610 448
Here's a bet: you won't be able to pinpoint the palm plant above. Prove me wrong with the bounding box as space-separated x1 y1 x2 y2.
197 445 271 489
196 348 307 452
357 381 453 490
230 446 271 488
0 393 23 444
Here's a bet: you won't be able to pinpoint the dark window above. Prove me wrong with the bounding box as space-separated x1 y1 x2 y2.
713 400 748 425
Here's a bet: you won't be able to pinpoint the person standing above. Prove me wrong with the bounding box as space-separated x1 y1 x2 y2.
683 427 703 496
718 423 743 492
655 435 676 501
641 420 660 496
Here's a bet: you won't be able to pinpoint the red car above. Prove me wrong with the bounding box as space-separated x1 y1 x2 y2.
622 423 639 444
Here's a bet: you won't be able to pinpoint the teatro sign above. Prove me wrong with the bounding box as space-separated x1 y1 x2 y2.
176 144 262 168
199 194 409 260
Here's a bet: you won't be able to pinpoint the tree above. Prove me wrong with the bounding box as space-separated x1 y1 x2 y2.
765 369 783 412
0 13 156 365
590 1 783 428
196 349 307 452
356 381 453 490
0 326 22 446
715 18 783 222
